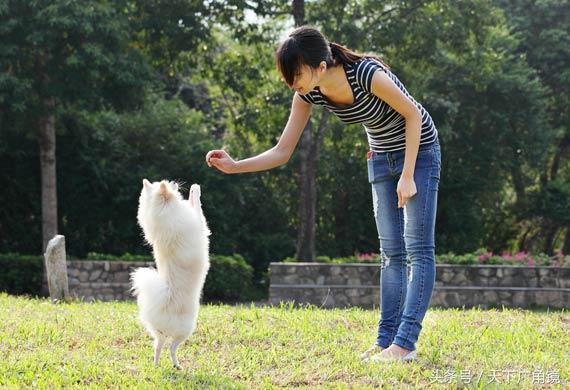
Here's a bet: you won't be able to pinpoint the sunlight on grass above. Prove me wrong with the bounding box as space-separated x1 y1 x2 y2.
0 293 567 388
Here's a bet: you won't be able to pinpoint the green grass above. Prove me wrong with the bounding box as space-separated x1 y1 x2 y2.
0 293 568 389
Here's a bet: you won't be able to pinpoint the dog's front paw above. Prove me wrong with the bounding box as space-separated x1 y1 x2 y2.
189 184 201 207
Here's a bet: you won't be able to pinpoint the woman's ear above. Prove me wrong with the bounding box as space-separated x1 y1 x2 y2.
319 61 327 72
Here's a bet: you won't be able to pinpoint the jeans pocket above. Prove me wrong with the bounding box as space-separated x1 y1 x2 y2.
430 149 441 191
434 144 442 170
367 159 374 183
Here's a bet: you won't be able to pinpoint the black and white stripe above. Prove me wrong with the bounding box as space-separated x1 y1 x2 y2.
298 58 438 153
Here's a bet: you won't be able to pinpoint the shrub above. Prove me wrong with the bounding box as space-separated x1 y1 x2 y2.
204 255 254 302
0 253 256 302
86 252 153 261
281 249 570 267
0 253 43 295
87 252 255 301
86 252 255 301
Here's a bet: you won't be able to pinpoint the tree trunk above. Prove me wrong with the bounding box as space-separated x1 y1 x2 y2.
292 0 304 26
518 224 530 253
290 0 332 261
549 131 569 181
291 0 316 260
296 124 315 261
296 111 330 261
563 228 570 255
36 51 58 251
39 101 57 251
510 165 525 205
542 223 558 255
539 128 569 255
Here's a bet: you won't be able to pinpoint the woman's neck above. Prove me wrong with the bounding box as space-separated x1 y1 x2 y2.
317 64 345 93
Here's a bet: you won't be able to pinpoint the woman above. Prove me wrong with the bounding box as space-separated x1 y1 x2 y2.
206 26 441 362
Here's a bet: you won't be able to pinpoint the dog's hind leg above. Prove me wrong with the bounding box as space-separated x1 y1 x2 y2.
170 337 185 369
153 335 166 366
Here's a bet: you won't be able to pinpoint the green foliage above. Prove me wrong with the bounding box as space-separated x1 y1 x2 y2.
204 255 254 302
280 249 570 267
0 1 567 280
0 0 154 254
490 0 570 254
0 127 42 253
0 252 255 302
297 0 562 255
0 254 43 295
85 252 257 301
496 0 570 130
184 31 297 273
437 250 569 267
128 0 212 71
0 0 152 118
55 97 211 256
525 179 570 226
315 120 377 256
86 252 153 262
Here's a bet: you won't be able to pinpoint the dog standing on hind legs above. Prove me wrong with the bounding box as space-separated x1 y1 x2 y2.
131 179 211 369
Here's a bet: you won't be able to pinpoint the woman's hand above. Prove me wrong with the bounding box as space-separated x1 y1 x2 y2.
205 150 238 174
397 175 417 208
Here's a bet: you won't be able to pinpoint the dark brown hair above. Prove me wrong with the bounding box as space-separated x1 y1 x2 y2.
275 26 388 86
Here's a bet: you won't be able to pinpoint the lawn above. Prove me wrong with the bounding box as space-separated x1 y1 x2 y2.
0 293 568 389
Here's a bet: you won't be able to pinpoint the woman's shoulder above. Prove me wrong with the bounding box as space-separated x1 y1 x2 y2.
353 57 387 73
353 57 388 92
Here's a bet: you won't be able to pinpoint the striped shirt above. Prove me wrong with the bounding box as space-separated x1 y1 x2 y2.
298 58 438 153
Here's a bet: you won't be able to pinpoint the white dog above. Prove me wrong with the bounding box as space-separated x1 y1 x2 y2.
131 179 210 368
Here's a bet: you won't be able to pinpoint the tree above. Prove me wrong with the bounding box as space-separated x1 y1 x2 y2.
495 0 570 254
302 0 557 255
0 1 151 250
292 0 332 262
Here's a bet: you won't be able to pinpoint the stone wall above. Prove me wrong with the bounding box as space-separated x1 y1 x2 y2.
67 261 152 302
269 263 570 309
64 261 570 308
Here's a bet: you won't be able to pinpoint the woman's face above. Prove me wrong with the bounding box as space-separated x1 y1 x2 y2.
291 63 324 95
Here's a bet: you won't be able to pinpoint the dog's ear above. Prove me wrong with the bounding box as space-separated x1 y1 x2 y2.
143 179 152 191
159 181 172 200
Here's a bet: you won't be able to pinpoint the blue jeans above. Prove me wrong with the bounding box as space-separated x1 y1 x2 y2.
367 139 441 351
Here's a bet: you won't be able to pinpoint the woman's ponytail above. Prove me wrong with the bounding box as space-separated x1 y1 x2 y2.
329 42 389 69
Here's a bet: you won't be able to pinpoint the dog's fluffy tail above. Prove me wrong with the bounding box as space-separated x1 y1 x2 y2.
131 267 170 318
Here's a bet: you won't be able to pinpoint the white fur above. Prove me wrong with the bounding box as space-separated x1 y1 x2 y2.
131 179 210 368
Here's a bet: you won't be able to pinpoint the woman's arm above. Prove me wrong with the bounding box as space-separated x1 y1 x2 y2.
206 94 312 174
369 70 423 207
